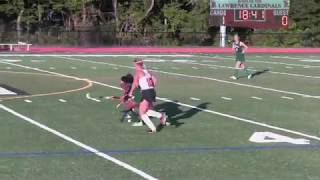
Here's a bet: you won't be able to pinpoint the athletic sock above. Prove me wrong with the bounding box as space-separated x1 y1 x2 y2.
146 110 162 119
141 114 156 131
234 69 239 78
244 68 251 75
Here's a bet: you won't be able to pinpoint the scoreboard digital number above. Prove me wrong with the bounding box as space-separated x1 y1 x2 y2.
209 0 290 29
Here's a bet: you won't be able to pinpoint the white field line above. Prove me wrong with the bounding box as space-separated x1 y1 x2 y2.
0 104 157 180
249 61 320 68
191 67 199 70
221 97 232 101
270 56 320 61
251 96 263 100
1 61 320 142
59 99 67 103
56 57 320 99
281 96 295 100
190 97 201 101
300 60 320 62
177 61 320 79
198 55 320 68
0 54 193 57
24 99 32 103
86 93 101 102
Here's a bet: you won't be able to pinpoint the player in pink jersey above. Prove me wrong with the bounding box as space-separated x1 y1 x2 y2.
129 58 167 133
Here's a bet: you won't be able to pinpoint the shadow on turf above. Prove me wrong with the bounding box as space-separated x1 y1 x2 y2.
154 101 210 130
238 69 270 79
251 69 270 78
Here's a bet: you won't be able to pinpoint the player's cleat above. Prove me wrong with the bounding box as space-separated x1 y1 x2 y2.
230 76 238 80
120 111 132 122
248 74 252 79
160 113 168 126
132 121 143 127
147 129 157 134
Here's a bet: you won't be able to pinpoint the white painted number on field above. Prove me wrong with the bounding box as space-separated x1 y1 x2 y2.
249 132 310 145
0 87 17 95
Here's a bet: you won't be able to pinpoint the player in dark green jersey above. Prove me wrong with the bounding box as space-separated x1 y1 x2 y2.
230 34 252 80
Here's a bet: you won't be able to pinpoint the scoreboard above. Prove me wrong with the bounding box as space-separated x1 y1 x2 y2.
209 0 290 29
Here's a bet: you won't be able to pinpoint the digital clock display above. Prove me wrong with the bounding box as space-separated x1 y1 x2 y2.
209 0 290 29
234 9 266 21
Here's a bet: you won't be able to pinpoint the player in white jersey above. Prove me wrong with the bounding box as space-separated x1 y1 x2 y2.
129 58 167 133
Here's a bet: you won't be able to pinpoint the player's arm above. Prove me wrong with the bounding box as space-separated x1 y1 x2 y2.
240 42 248 53
129 73 139 96
150 72 157 87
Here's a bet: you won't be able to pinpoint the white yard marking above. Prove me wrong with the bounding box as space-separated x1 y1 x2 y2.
70 66 77 69
172 59 195 63
171 67 179 70
285 66 293 69
86 93 101 102
0 87 17 95
249 132 310 145
0 59 22 62
251 96 263 100
221 97 232 101
190 97 201 101
2 61 320 141
49 67 55 70
144 58 166 62
191 67 199 70
58 99 67 103
55 57 320 99
201 60 217 63
0 104 157 180
24 99 32 103
281 96 294 100
30 60 44 62
91 66 97 69
300 60 320 62
112 67 119 70
6 67 12 69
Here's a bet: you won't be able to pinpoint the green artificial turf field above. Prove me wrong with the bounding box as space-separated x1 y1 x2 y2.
0 53 319 180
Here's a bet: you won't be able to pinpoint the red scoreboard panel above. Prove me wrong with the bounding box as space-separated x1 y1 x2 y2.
209 0 290 29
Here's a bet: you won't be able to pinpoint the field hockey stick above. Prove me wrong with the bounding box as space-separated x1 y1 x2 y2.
99 95 125 109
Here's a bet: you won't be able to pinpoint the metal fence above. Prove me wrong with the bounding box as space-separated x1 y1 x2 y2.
0 30 315 47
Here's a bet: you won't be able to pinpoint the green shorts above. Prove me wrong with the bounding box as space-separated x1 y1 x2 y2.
132 87 142 103
235 53 245 62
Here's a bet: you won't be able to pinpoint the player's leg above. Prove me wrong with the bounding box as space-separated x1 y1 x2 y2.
146 105 167 125
240 62 252 79
144 89 167 125
139 100 157 133
231 61 241 79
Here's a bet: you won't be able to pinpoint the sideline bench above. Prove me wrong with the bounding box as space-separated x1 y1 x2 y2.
0 42 32 52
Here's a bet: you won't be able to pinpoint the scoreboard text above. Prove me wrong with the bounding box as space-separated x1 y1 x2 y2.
209 0 290 29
